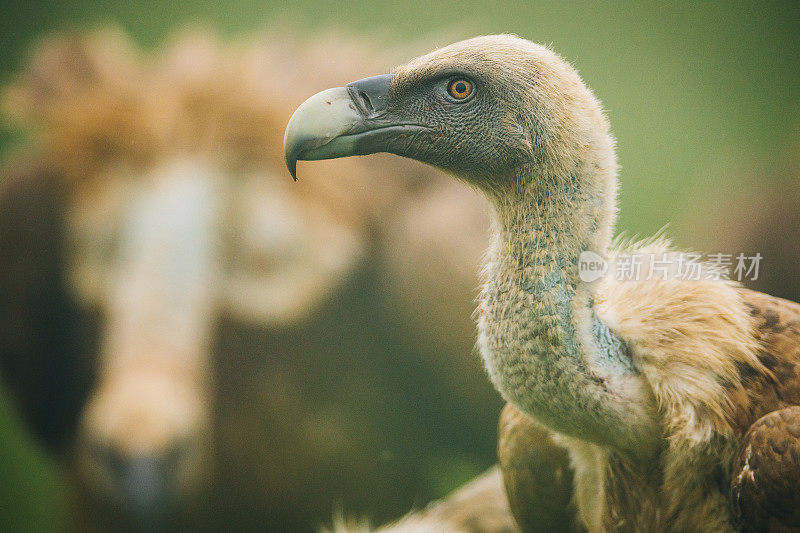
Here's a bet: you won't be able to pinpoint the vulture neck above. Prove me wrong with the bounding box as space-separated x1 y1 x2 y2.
479 163 658 456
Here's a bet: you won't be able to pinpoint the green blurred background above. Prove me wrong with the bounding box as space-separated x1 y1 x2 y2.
0 1 798 530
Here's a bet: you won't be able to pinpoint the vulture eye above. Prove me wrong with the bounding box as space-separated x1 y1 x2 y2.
447 79 473 100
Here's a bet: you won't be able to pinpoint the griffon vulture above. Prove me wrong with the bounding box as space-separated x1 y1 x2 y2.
285 35 800 531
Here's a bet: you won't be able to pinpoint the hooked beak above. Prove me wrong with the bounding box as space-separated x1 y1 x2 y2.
284 74 427 180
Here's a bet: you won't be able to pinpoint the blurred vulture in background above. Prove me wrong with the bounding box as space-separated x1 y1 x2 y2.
0 29 501 531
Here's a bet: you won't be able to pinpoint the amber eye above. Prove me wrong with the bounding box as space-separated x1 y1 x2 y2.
447 79 473 100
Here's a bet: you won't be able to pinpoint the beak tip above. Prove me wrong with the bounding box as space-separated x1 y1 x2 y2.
285 151 298 181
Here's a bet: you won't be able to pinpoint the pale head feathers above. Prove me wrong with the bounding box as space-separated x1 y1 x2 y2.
393 35 618 194
396 35 620 256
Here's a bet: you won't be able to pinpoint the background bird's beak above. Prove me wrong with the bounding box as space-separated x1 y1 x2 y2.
99 455 172 533
117 455 172 531
284 74 426 180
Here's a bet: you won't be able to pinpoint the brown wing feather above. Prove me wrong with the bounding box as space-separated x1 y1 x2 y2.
728 290 800 531
735 289 800 426
498 403 576 532
497 290 800 532
730 406 800 532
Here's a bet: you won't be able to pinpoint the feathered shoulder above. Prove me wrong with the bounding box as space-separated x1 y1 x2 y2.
594 236 769 446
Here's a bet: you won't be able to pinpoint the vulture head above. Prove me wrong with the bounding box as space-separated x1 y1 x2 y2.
285 34 616 208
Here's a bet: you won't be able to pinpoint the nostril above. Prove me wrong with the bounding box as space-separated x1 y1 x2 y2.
357 89 374 114
345 74 392 116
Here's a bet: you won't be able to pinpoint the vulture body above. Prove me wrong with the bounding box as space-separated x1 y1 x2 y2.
285 35 800 531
